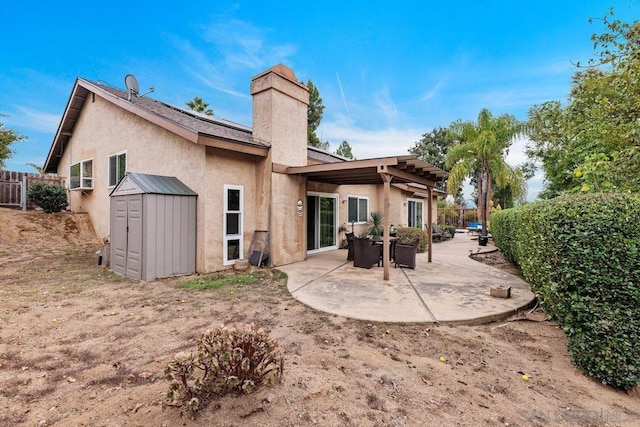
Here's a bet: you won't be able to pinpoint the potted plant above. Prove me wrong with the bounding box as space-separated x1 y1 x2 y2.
367 210 384 241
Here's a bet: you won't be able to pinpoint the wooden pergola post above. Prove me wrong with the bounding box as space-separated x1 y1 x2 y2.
381 172 392 280
427 186 433 263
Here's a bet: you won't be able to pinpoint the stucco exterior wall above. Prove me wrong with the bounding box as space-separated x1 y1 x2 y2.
306 181 439 240
270 172 306 266
204 147 267 270
57 95 208 268
306 182 411 236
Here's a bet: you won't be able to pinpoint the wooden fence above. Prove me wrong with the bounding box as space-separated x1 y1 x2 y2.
0 170 65 210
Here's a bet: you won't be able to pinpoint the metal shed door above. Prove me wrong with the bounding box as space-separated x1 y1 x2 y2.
111 195 143 280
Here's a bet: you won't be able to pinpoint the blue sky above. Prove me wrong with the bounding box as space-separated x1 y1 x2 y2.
2 1 637 204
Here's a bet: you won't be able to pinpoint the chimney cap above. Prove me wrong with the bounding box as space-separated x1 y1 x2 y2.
269 64 297 81
251 63 302 86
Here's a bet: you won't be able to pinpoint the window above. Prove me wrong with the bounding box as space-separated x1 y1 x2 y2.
69 159 93 190
223 185 243 265
109 151 127 187
347 196 368 223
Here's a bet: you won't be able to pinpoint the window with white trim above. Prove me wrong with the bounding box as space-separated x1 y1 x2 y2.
69 159 93 190
108 151 127 187
223 185 243 265
347 196 368 223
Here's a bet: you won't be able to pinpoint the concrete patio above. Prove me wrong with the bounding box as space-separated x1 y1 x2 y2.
279 234 536 324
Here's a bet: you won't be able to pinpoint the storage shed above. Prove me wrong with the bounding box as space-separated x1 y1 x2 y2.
109 172 197 281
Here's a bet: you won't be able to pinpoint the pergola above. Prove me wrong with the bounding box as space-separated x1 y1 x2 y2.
283 155 448 280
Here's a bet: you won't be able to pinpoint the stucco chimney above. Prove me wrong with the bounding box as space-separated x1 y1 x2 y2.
251 64 309 167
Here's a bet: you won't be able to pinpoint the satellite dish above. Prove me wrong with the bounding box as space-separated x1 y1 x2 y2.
125 74 139 100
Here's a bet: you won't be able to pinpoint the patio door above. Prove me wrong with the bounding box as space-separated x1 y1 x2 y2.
407 198 424 228
306 192 338 253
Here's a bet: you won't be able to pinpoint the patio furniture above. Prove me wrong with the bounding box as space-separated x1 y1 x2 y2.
467 222 482 235
431 224 444 242
353 237 381 269
345 232 355 261
394 239 418 269
373 237 397 266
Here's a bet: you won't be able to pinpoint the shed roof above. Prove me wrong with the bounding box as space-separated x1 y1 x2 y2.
110 173 197 197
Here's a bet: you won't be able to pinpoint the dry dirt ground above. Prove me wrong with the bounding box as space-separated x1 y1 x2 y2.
0 208 638 427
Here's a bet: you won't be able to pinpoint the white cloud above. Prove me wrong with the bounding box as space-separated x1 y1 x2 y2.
525 173 545 201
202 19 297 70
373 87 398 123
505 135 530 167
319 119 422 158
8 106 59 133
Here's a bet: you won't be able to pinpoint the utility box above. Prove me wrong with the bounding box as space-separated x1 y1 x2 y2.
109 172 197 281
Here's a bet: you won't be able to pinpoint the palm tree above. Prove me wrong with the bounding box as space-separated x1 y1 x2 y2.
26 162 45 174
445 109 526 239
186 97 214 116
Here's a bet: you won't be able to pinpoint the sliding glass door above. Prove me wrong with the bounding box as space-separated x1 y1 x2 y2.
306 193 338 252
407 198 424 228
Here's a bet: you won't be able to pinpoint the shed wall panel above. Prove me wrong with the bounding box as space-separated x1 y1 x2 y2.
111 197 128 276
178 197 189 272
155 195 167 278
163 195 174 276
144 195 157 281
125 195 143 280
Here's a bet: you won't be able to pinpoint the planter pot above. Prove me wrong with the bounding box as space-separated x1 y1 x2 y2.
233 259 250 272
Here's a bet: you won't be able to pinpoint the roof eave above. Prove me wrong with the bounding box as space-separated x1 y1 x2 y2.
197 134 269 157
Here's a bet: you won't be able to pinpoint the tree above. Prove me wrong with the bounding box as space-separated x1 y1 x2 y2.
445 109 526 237
0 114 25 169
27 163 45 174
335 140 355 159
409 127 449 170
409 127 461 197
306 80 327 149
527 11 640 196
186 97 214 116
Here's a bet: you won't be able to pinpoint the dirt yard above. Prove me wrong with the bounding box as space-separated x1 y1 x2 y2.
0 208 637 427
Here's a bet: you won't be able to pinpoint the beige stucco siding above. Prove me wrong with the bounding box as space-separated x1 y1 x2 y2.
270 172 306 265
306 181 436 239
57 95 208 268
204 148 267 270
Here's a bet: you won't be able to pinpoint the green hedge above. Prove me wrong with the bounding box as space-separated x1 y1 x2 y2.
491 193 640 391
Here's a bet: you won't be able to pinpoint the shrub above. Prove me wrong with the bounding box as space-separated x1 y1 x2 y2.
396 226 429 253
26 182 68 213
443 225 456 238
165 323 284 416
491 193 640 391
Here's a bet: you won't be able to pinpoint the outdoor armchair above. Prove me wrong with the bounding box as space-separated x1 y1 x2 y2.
431 224 444 242
394 239 418 269
353 237 381 269
345 232 355 261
